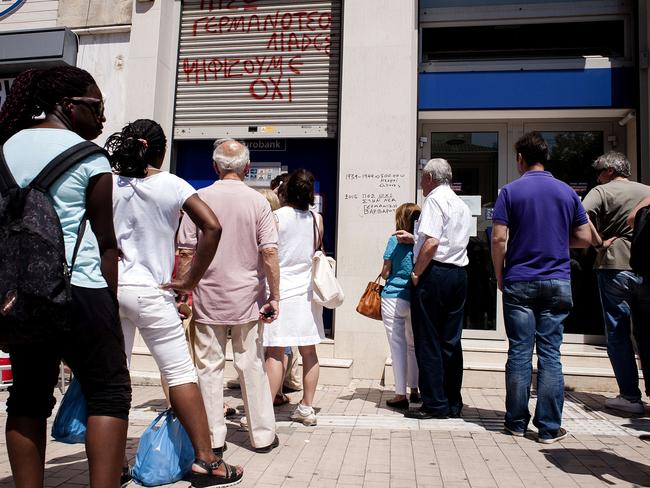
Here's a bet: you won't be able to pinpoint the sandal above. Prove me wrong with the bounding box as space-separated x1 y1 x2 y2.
190 457 243 487
273 393 290 406
120 464 132 488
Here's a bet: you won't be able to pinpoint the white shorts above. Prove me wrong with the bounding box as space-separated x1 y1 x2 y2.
118 285 197 387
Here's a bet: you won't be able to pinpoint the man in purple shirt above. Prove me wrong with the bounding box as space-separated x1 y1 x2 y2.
491 132 593 444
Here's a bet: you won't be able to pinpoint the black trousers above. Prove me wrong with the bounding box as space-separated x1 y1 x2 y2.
411 262 467 415
7 286 132 420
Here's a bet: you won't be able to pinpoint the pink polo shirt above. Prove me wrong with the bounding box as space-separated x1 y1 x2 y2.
177 179 278 325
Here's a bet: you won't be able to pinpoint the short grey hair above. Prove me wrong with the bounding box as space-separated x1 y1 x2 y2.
593 151 631 177
212 139 250 174
423 158 452 185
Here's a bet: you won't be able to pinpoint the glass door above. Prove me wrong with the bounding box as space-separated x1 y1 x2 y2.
419 123 508 339
523 122 622 344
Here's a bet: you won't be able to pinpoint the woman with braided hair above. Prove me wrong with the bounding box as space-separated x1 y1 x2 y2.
107 119 243 487
0 66 131 487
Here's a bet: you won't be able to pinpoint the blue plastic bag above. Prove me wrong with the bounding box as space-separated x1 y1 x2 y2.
132 408 195 487
51 378 87 444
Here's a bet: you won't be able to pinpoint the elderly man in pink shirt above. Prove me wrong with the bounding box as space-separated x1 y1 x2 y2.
177 139 280 454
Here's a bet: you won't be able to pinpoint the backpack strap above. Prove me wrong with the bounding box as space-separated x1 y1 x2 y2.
29 141 108 279
0 146 18 194
29 141 108 192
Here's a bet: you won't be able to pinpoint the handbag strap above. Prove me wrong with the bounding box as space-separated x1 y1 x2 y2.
311 210 324 253
374 274 382 284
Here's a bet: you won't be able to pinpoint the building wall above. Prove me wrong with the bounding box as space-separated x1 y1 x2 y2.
0 0 58 31
335 0 419 378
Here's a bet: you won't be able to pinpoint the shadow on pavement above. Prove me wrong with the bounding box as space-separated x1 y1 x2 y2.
541 448 650 487
338 386 507 430
566 391 647 419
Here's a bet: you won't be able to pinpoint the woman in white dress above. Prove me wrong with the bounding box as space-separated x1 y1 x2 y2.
264 169 325 426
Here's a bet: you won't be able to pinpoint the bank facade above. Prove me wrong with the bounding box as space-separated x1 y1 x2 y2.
2 0 650 389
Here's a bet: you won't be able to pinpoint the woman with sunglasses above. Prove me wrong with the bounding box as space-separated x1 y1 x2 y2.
0 66 131 487
106 119 243 487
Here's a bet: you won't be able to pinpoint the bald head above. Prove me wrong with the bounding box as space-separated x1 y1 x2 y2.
212 138 250 176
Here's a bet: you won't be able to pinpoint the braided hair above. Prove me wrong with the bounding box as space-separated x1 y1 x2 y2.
0 66 97 144
104 119 167 178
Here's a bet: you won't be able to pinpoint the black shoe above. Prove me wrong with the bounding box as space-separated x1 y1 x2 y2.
386 398 409 410
254 435 279 453
404 408 448 419
212 441 228 457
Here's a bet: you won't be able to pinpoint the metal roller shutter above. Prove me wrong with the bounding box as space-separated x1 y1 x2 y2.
175 0 341 139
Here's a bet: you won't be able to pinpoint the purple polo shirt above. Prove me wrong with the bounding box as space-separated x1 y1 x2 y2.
493 170 588 283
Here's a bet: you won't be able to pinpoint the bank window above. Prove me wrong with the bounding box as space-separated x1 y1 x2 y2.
421 20 625 61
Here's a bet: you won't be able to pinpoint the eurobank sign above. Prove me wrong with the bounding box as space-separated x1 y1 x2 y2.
0 0 27 20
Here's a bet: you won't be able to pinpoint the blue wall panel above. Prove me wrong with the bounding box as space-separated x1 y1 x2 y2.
418 68 634 110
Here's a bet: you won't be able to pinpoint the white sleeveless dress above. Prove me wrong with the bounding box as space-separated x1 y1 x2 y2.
263 207 325 347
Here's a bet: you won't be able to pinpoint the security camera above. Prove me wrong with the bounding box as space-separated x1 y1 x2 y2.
618 111 636 127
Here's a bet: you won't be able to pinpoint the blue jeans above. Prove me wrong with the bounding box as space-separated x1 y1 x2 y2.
503 279 572 440
596 270 642 401
620 272 650 397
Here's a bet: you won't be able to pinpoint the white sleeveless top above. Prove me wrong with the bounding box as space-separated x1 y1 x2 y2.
275 206 318 300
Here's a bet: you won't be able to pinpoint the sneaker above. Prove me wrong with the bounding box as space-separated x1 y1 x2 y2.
503 425 525 437
605 395 645 414
538 427 568 444
290 404 317 426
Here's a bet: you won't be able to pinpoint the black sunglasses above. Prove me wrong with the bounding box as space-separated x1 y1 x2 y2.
68 97 105 118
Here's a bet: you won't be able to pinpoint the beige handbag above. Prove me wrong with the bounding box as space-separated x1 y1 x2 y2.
311 212 344 309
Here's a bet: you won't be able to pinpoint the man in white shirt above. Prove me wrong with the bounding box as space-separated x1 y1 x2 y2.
400 158 471 419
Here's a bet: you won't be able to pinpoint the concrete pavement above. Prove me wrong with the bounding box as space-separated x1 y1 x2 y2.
0 381 649 487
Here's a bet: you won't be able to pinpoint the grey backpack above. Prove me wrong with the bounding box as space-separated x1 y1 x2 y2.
0 141 108 345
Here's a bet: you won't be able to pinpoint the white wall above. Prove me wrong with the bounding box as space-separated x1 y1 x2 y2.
123 0 181 170
76 32 131 146
0 0 58 31
335 0 419 378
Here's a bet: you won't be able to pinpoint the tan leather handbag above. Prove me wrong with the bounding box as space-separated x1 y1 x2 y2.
356 275 383 321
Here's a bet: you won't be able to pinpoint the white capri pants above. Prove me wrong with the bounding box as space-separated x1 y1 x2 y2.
119 285 197 387
381 297 418 395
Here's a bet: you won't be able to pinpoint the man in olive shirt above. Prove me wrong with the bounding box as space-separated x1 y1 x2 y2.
583 151 650 413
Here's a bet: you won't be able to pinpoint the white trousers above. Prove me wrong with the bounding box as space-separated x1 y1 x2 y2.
381 297 418 395
119 285 197 387
193 320 276 449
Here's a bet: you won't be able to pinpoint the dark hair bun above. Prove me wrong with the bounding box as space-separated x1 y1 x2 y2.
285 169 315 211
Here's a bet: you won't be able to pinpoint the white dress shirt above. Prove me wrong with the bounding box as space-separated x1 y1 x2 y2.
413 184 471 267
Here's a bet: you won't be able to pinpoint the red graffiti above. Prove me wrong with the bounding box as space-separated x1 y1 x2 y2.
199 0 257 12
249 76 293 102
187 6 335 103
183 55 302 83
265 32 332 55
192 11 332 36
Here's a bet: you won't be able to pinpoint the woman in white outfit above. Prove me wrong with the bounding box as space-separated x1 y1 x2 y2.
107 119 243 487
264 169 325 426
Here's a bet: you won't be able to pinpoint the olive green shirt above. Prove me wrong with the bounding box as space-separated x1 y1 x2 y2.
583 179 650 270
